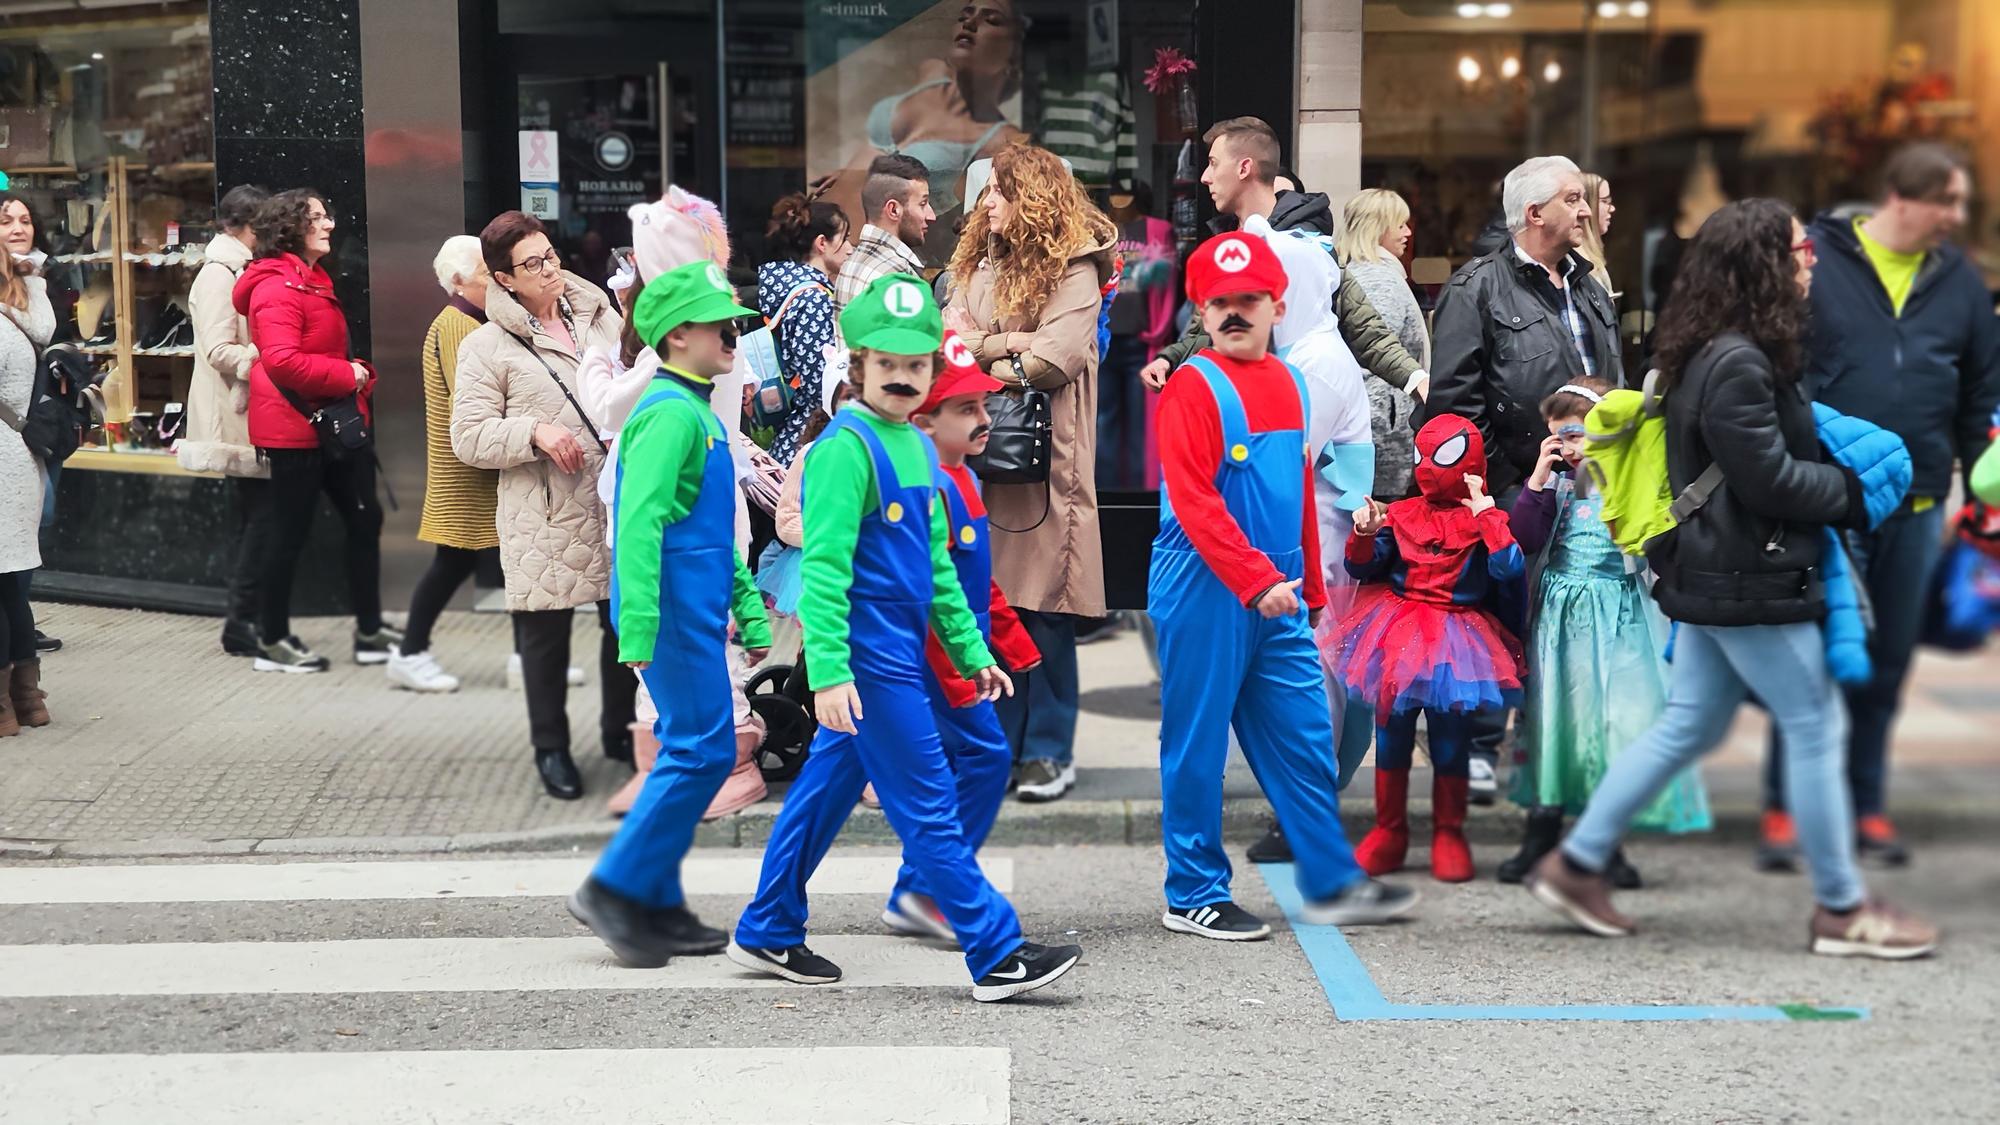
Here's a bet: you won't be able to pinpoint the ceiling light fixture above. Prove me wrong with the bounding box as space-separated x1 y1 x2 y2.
1458 55 1483 83
1483 2 1513 16
1500 55 1521 79
1543 59 1563 83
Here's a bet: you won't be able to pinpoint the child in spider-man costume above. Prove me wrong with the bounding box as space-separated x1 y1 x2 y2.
1323 414 1526 883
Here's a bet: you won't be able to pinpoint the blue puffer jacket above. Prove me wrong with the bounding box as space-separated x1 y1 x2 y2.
1814 403 1914 685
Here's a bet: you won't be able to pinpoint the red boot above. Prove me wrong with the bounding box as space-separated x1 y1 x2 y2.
1355 768 1410 876
1431 774 1475 883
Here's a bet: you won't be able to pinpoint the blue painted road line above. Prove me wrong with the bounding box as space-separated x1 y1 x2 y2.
1254 863 1868 1023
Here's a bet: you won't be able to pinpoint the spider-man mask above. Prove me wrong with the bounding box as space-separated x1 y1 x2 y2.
1413 415 1487 506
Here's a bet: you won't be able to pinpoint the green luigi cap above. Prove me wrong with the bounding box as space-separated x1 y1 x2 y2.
840 272 943 356
632 259 756 350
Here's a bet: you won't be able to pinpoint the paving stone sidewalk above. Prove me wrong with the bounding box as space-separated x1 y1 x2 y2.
3 603 1996 856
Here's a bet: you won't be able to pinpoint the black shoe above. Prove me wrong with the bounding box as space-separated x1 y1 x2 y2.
1245 819 1293 864
1856 820 1911 869
1497 807 1565 885
1605 847 1643 890
566 878 672 968
972 941 1083 1003
1300 878 1422 926
1073 612 1123 645
253 635 330 674
33 630 60 654
603 728 635 764
652 904 727 955
1161 901 1271 941
536 748 584 800
725 940 842 984
220 618 260 657
354 624 404 666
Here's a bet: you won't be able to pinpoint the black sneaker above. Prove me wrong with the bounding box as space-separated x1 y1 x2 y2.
1245 820 1293 863
220 617 261 658
971 941 1082 1003
1162 901 1271 941
354 624 405 666
33 630 60 654
253 636 330 674
652 904 727 955
1605 847 1644 890
1300 878 1421 926
567 878 673 968
725 941 842 985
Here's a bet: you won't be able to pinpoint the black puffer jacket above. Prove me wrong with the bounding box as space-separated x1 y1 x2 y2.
1649 333 1861 627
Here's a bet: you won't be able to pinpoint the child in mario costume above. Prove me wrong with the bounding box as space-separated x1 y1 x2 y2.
1153 232 1421 941
875 329 1043 941
1324 414 1527 883
729 273 1082 1003
568 259 772 968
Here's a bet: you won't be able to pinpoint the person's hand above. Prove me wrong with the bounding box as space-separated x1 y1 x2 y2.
350 360 370 391
625 660 650 671
533 422 584 474
1140 357 1173 391
1406 371 1430 403
1352 498 1388 537
943 306 979 336
1527 435 1563 492
229 380 250 415
815 683 864 734
1462 474 1496 516
972 665 1014 702
1255 579 1304 619
744 646 769 668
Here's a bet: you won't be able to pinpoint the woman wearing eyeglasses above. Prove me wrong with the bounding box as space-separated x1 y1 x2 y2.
451 210 634 800
237 188 398 675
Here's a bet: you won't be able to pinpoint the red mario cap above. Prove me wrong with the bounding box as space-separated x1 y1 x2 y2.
1184 231 1289 305
920 328 1004 414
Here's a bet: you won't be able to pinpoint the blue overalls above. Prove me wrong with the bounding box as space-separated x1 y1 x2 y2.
886 468 1014 913
593 377 738 908
734 412 1023 979
1151 355 1367 910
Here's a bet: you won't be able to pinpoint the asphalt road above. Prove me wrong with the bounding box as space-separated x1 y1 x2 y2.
1 840 1992 1124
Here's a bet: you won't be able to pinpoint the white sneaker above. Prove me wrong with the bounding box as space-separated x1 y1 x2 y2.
507 653 585 690
1468 757 1499 807
387 646 461 693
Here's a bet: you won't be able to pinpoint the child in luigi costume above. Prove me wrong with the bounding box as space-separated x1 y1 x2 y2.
729 273 1083 1003
569 259 773 967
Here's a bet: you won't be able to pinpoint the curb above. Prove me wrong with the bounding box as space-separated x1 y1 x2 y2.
6 797 1992 860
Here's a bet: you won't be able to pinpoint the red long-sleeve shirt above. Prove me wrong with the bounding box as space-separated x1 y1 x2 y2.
925 463 1042 707
1157 351 1327 611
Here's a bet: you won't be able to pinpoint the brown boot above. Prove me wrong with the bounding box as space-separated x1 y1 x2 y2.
9 659 48 727
0 664 17 737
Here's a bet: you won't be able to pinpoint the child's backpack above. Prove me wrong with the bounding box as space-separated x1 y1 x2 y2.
742 280 829 430
1580 368 1722 556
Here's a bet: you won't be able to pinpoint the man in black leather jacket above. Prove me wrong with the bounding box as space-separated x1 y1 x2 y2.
1427 156 1623 497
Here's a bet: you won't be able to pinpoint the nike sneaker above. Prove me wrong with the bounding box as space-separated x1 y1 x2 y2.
972 941 1083 1003
725 941 842 985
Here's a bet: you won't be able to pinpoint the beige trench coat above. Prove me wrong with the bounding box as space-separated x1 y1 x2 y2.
949 239 1115 618
449 272 621 612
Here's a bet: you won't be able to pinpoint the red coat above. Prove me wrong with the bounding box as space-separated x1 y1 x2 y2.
233 253 373 450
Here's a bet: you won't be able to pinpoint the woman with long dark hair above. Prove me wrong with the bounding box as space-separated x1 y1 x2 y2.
758 189 850 466
1524 199 1937 959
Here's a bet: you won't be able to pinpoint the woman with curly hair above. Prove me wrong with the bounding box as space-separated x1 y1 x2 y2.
944 142 1116 802
1526 199 1938 960
235 188 397 674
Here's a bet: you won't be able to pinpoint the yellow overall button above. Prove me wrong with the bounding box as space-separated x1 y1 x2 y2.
1231 443 1250 462
960 525 977 545
885 501 905 523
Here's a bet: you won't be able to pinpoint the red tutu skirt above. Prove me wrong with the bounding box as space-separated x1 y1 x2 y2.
1321 586 1524 715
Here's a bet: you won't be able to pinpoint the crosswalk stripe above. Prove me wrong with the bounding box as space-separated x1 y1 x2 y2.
0 1046 1011 1124
0 855 1014 905
0 935 972 997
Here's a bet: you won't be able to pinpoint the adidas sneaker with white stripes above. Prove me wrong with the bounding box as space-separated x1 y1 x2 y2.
1161 901 1272 941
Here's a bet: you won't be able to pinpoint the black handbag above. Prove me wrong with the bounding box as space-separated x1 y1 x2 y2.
968 381 1052 485
278 384 373 461
19 342 92 465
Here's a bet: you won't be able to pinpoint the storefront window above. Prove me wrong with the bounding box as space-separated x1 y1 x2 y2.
0 2 214 471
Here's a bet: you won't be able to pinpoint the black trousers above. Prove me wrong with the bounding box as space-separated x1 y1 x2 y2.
401 545 487 656
257 448 384 644
227 476 272 624
511 600 637 754
0 570 34 664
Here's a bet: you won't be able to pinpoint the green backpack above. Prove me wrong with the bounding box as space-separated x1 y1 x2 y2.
1581 369 1723 556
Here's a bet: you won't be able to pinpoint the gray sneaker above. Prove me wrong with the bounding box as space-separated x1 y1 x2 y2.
1300 878 1421 926
253 636 330 674
354 624 405 666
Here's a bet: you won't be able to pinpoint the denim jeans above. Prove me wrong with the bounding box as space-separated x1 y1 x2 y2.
1765 504 1946 818
1565 620 1864 911
995 608 1079 768
1094 334 1150 491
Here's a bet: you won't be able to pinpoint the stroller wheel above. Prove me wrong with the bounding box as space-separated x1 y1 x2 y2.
750 692 814 782
746 663 793 698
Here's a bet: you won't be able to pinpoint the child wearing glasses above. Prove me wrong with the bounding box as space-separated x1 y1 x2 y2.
1494 376 1711 888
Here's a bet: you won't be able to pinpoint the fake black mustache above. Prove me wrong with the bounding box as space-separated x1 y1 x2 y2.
1218 314 1254 333
883 383 923 397
968 424 992 441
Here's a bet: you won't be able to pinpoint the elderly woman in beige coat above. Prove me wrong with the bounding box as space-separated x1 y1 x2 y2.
945 143 1116 803
451 210 634 800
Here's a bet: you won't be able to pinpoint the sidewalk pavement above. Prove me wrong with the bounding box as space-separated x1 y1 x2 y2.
4 603 1996 858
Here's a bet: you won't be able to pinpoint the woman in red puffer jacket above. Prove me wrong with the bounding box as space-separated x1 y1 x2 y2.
233 188 399 674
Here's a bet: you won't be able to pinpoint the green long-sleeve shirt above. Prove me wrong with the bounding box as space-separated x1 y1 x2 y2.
798 404 993 689
613 368 770 664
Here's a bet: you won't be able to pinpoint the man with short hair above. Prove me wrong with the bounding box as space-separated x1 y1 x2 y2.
834 154 936 310
1760 142 2000 870
1144 117 1428 404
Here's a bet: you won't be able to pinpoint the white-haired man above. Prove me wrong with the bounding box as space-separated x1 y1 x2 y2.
1422 155 1620 806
